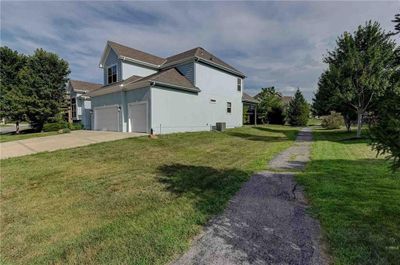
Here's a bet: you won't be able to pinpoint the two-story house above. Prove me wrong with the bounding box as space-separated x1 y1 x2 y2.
88 41 248 134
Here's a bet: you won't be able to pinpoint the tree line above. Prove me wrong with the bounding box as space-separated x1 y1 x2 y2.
0 47 70 132
312 15 399 170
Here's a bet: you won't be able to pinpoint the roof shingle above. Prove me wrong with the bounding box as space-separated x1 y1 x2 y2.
108 41 166 66
69 80 102 92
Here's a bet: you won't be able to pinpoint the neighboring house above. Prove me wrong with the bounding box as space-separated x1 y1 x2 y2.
88 41 248 134
67 80 102 129
281 96 293 106
242 92 259 125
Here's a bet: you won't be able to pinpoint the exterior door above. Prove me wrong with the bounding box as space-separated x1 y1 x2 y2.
94 105 119 131
128 102 147 133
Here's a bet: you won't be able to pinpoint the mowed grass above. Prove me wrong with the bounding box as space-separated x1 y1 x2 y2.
0 125 297 265
297 128 400 265
0 130 58 143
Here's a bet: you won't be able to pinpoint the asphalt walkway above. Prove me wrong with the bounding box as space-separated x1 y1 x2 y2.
172 128 329 265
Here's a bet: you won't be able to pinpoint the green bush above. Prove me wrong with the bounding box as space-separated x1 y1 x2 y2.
68 122 83 130
60 128 71 134
321 111 344 129
43 121 68 132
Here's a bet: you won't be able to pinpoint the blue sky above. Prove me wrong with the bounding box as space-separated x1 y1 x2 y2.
1 1 398 101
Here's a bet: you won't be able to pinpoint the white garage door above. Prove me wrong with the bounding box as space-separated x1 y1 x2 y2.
94 106 119 131
128 102 147 133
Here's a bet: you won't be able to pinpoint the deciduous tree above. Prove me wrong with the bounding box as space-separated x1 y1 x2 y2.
321 21 397 137
18 48 70 131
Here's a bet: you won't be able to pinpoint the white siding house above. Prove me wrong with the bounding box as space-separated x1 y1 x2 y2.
88 41 247 134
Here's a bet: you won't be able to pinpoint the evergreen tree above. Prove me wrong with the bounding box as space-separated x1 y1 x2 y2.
369 15 400 171
287 88 309 126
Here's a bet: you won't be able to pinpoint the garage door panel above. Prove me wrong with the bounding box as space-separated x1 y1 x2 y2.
94 106 119 131
129 103 147 133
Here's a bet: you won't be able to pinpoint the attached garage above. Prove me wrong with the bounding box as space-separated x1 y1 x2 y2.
128 102 148 133
94 105 120 131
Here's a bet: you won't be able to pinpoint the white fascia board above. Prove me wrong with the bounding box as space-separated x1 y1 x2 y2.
196 58 246 78
120 56 163 69
99 44 112 68
151 81 200 93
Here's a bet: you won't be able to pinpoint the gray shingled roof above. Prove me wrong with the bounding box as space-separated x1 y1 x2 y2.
163 47 245 77
69 80 102 92
136 68 199 92
242 92 259 104
108 41 166 66
88 68 199 96
106 41 244 77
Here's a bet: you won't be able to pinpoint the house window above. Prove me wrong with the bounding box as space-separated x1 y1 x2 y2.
237 78 242 91
227 102 232 113
107 65 117 84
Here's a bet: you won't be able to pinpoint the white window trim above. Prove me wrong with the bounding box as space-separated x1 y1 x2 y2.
227 102 232 114
107 64 118 85
237 78 242 92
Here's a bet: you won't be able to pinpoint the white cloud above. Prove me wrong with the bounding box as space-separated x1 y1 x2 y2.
1 1 397 101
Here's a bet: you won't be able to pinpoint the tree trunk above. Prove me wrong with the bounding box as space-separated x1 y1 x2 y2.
15 121 20 134
356 110 363 138
344 114 351 132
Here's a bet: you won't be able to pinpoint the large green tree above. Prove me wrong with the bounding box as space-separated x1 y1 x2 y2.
0 47 27 132
313 70 356 132
287 88 309 126
321 21 397 137
256 87 285 124
369 14 400 171
18 48 70 131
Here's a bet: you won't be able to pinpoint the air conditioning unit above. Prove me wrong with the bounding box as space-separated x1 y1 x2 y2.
216 122 226 132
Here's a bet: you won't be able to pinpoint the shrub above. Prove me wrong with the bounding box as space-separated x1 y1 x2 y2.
59 128 71 134
43 121 68 132
268 106 286 125
321 111 344 129
69 122 83 130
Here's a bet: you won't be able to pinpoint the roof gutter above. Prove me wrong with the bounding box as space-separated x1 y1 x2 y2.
120 56 163 69
150 80 201 93
195 57 246 78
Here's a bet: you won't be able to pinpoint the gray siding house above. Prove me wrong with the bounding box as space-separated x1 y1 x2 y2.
87 41 255 134
67 80 102 129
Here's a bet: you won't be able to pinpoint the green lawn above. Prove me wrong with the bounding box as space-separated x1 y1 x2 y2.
0 131 58 143
297 128 400 265
0 125 298 265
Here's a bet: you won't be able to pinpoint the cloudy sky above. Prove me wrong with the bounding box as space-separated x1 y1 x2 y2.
1 1 398 101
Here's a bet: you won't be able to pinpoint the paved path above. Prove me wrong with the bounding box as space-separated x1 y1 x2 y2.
0 130 145 159
172 128 329 265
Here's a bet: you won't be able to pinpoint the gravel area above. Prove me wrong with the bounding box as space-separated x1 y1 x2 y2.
172 128 329 265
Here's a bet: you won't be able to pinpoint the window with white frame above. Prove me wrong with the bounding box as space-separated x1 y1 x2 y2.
107 65 117 84
237 78 242 91
227 102 232 113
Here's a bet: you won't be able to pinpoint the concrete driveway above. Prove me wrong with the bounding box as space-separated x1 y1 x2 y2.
1 130 145 159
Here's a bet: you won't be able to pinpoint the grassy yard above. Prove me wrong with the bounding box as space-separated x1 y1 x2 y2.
0 130 58 143
297 128 400 265
0 125 297 265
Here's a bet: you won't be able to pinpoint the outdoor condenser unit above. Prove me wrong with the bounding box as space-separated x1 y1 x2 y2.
216 122 226 132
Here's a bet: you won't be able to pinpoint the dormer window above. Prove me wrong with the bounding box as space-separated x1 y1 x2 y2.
107 65 117 84
237 78 242 91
